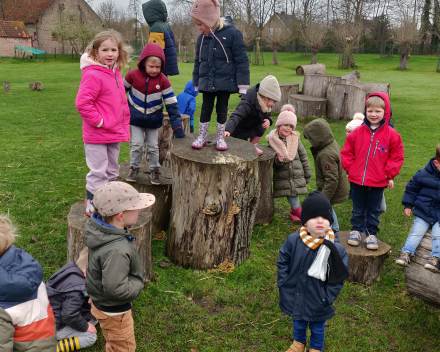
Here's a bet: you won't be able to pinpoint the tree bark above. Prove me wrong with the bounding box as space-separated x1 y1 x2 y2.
398 53 409 69
326 83 367 120
272 83 300 113
341 70 360 84
167 134 260 269
301 74 341 98
3 81 10 93
296 64 326 75
67 201 153 281
288 94 327 117
311 50 318 64
272 47 279 65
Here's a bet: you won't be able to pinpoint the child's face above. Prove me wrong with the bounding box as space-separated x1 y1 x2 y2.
95 38 119 67
261 95 276 108
305 216 330 238
192 18 210 35
279 124 293 138
366 105 385 128
121 209 142 228
144 57 162 77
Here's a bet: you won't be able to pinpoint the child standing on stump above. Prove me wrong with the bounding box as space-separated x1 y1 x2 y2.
396 144 440 272
267 104 311 222
277 192 349 352
341 92 404 250
190 0 250 151
225 75 281 155
84 181 155 352
75 30 131 216
177 81 199 133
124 42 185 185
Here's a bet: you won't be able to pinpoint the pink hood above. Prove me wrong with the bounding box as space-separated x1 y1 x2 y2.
75 53 130 144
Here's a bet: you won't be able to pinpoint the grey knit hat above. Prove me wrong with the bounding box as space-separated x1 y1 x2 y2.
258 75 281 102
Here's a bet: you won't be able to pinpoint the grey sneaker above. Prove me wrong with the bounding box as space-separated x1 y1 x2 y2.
424 257 440 273
150 167 161 185
348 231 362 246
126 167 139 182
396 252 411 267
365 234 378 250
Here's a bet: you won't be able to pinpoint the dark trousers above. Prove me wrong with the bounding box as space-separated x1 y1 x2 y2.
292 319 326 351
200 91 231 124
350 182 385 237
231 124 265 140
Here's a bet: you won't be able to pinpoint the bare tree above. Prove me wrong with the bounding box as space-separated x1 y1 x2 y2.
392 18 420 69
300 22 327 64
331 21 362 68
97 0 136 43
262 17 292 64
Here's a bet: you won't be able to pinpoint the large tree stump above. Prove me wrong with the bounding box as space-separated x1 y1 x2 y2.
338 231 391 285
117 161 172 236
167 134 260 269
350 82 391 97
326 83 367 120
296 64 326 75
404 229 440 307
272 83 300 113
66 202 153 281
289 94 327 117
254 145 277 225
302 74 342 99
3 81 10 93
341 70 361 84
29 81 43 91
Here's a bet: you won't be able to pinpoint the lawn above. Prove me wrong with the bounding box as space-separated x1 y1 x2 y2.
1 52 440 351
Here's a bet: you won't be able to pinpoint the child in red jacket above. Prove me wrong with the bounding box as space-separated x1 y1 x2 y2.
341 93 404 250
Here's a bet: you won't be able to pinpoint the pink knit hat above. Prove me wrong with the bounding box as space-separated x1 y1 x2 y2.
190 0 221 28
276 104 297 129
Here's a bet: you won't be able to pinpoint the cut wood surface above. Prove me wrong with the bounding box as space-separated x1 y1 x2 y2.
341 70 361 84
67 201 153 281
289 94 327 117
167 134 260 269
302 74 342 98
272 83 300 113
254 145 277 225
296 64 326 75
350 82 391 97
117 161 172 236
404 229 440 307
338 231 391 285
326 83 367 120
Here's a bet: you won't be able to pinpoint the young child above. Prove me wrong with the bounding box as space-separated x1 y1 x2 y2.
84 181 155 352
0 215 57 351
345 112 364 136
190 0 250 150
341 92 404 250
124 42 185 185
75 30 131 216
46 248 97 351
177 81 199 133
225 75 281 155
277 191 349 352
396 145 440 272
267 104 311 222
303 118 348 242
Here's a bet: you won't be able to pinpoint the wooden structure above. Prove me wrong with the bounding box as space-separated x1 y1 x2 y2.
254 145 277 225
66 201 153 281
404 229 440 307
167 135 260 269
3 81 10 93
326 83 366 120
272 83 299 113
296 63 326 75
289 94 327 118
302 74 342 99
117 161 172 236
338 231 391 285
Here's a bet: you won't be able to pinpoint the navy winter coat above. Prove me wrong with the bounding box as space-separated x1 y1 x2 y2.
277 232 349 321
192 16 249 93
177 81 198 127
402 157 440 225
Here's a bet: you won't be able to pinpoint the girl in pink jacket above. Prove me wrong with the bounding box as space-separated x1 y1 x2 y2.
75 30 132 216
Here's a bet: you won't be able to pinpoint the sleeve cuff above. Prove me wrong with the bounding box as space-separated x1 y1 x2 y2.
238 85 249 94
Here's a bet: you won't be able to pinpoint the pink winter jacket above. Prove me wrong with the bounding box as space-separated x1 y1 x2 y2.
75 54 130 144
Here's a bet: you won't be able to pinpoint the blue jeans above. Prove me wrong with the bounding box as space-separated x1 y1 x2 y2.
292 319 326 351
331 206 339 243
402 217 440 257
350 183 385 237
287 195 300 210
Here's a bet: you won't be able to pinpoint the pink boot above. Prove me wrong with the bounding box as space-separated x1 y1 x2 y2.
289 206 301 222
249 136 263 155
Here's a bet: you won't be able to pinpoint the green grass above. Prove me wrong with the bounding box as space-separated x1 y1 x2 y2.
1 52 440 351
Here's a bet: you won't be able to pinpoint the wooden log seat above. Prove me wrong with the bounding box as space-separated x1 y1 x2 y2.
296 64 326 76
272 83 300 113
289 94 327 118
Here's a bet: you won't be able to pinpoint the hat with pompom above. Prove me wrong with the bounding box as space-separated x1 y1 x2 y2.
346 112 364 132
190 0 221 29
276 104 297 129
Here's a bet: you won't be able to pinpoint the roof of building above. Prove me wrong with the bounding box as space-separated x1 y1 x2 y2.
0 21 31 38
1 0 54 23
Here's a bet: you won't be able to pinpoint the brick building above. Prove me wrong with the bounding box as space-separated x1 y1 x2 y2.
0 21 32 57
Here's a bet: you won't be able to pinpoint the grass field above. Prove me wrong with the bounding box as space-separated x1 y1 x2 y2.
1 52 440 351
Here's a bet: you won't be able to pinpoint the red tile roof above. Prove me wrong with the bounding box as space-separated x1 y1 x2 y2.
0 21 31 37
1 0 54 23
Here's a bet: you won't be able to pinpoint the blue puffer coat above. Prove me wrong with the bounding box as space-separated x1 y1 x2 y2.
192 16 249 93
277 232 349 321
177 81 198 127
402 157 440 225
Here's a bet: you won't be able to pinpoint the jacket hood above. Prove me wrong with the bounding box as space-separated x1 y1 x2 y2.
222 16 235 29
138 42 166 73
242 84 260 108
363 92 391 129
142 0 167 26
426 157 440 176
84 215 131 250
45 262 86 297
184 81 199 97
80 53 109 70
303 118 334 150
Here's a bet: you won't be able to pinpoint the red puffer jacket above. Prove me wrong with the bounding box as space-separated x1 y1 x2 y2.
341 92 404 187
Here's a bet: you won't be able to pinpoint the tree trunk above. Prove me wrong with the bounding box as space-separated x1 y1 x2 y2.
67 202 153 281
398 53 409 69
272 83 300 113
296 64 326 76
302 74 340 98
167 134 260 269
311 50 318 64
288 94 327 117
256 38 261 65
272 48 279 65
3 81 10 93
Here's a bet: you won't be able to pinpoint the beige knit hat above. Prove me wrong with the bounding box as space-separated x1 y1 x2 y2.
276 104 297 128
190 0 221 28
258 75 281 102
346 112 364 132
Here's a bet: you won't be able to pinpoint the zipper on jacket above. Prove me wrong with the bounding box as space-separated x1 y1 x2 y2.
114 69 128 140
361 134 374 185
372 140 379 157
144 77 150 115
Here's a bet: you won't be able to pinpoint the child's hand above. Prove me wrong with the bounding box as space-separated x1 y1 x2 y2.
278 155 284 162
262 119 270 129
404 208 412 217
388 179 394 189
224 131 230 137
87 322 97 334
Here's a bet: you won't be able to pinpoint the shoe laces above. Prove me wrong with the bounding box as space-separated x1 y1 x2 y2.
365 234 377 244
350 231 361 240
429 256 439 265
402 252 410 261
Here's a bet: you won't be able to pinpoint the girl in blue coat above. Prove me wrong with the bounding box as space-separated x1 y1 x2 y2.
190 0 250 151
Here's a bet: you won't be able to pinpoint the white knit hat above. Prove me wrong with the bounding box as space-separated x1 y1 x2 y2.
276 104 297 128
346 112 364 132
258 75 281 102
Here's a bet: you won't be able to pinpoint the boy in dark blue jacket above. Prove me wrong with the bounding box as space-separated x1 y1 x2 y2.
277 191 349 352
396 145 440 272
177 81 199 133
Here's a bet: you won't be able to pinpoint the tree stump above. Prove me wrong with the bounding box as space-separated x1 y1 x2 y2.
350 82 391 97
404 229 440 307
66 201 153 281
338 231 391 285
326 83 367 120
117 161 172 236
296 64 326 75
341 70 361 84
3 81 11 93
272 83 300 113
254 145 277 225
302 74 342 99
289 94 327 117
167 134 260 269
29 81 43 91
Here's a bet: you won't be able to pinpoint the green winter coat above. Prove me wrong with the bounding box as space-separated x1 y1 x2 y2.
83 215 144 311
273 139 312 198
303 118 348 205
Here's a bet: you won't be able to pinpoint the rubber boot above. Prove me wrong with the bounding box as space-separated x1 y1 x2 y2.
289 206 301 222
249 135 263 155
192 122 209 149
216 122 227 151
285 340 305 352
